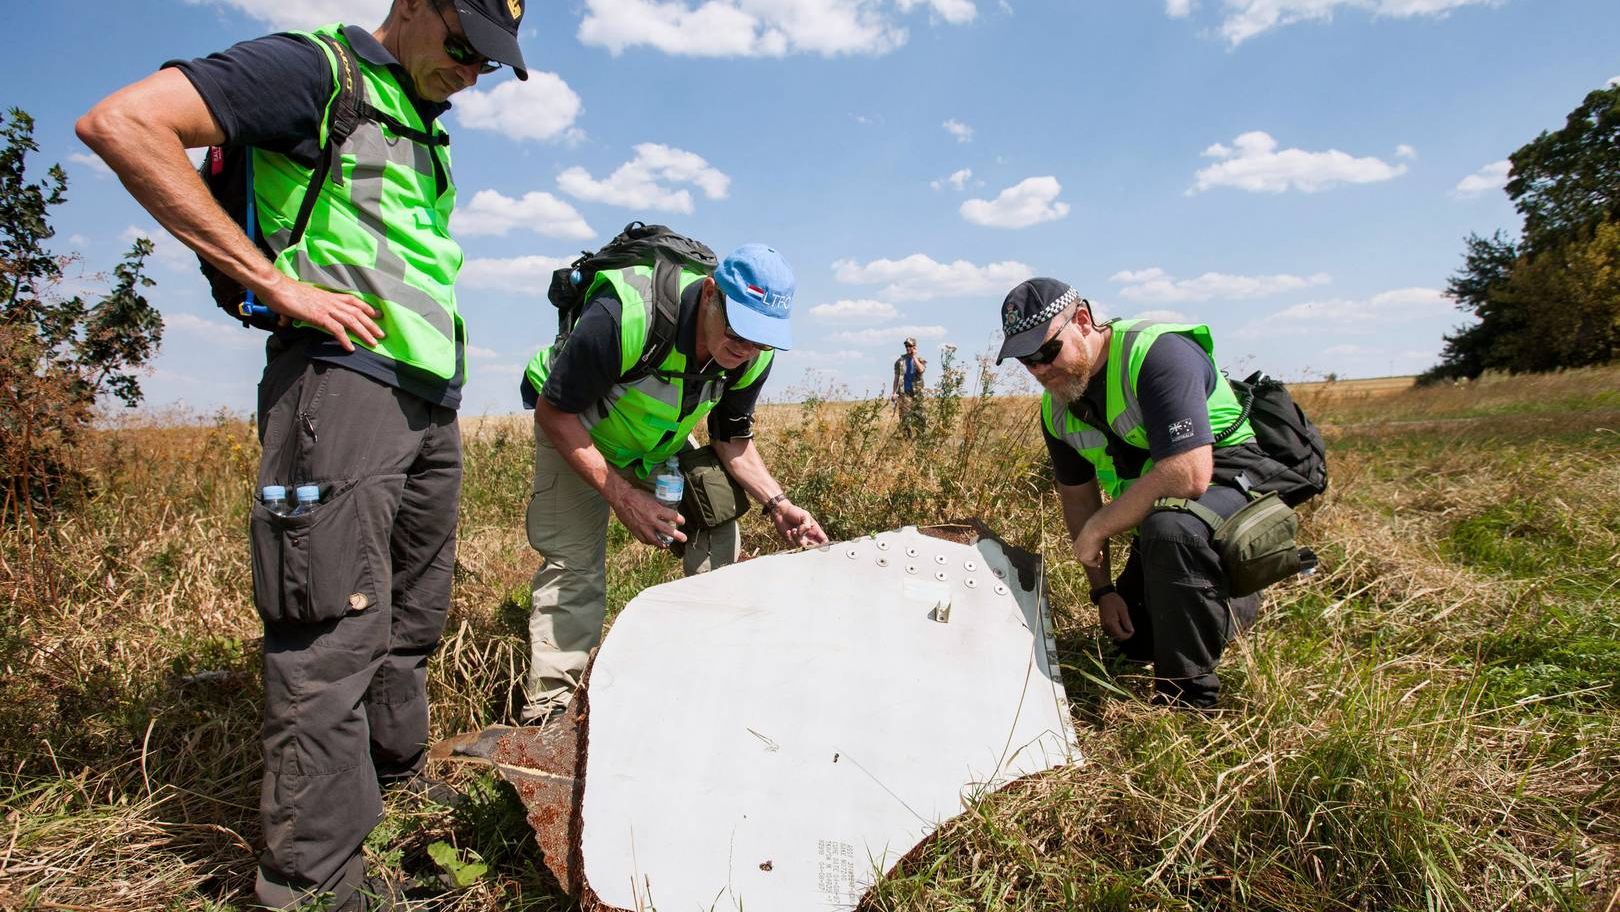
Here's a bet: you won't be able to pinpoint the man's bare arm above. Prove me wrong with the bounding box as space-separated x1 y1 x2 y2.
534 399 682 546
1072 444 1213 568
76 68 382 349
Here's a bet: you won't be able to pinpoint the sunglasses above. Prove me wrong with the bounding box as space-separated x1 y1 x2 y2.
1017 308 1079 367
435 4 502 74
720 305 773 353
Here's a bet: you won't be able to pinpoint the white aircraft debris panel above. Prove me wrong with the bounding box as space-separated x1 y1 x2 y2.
581 525 1078 911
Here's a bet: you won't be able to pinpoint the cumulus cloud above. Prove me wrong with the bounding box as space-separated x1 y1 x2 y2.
1191 131 1408 194
1209 0 1499 46
557 144 730 214
578 0 973 57
1236 286 1449 337
1395 144 1417 159
942 118 974 143
1133 308 1192 322
185 0 387 29
69 152 112 177
782 348 867 362
833 253 1033 301
960 176 1070 228
163 311 260 350
1109 266 1331 302
121 225 195 272
930 168 973 191
1452 160 1510 199
830 324 948 345
454 73 584 143
455 190 594 239
809 299 899 322
460 255 573 295
1165 0 1193 16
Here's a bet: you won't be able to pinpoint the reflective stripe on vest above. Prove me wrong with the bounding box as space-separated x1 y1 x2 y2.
1041 320 1254 498
523 265 774 478
252 24 462 379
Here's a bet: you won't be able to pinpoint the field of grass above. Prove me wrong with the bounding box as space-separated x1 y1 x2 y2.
2 360 1618 911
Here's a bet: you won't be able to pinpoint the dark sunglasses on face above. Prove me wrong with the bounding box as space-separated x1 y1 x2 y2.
1017 308 1079 367
435 4 501 74
721 307 773 353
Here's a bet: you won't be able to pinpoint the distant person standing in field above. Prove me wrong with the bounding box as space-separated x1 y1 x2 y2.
891 337 927 433
518 243 829 726
77 1 530 907
997 278 1280 709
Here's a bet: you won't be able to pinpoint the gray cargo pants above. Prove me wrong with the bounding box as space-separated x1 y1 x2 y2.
250 342 461 909
1113 483 1260 708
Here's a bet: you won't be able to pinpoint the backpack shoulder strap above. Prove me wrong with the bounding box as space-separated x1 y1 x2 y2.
288 32 366 246
1151 496 1228 532
623 259 685 383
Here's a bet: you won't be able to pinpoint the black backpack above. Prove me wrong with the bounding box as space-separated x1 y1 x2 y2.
197 32 445 331
548 221 717 382
1213 372 1328 507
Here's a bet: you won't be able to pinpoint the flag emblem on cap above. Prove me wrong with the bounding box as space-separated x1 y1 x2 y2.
745 284 767 299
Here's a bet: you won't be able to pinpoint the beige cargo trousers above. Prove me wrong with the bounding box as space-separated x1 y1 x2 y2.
522 423 740 721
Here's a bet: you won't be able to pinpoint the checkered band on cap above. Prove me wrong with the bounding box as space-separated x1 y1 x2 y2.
1005 287 1081 335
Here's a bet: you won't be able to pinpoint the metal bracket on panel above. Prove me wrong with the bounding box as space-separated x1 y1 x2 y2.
932 599 952 623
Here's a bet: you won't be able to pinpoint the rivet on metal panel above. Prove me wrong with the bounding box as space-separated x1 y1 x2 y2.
992 567 1006 579
876 540 890 551
905 547 919 557
877 557 890 567
845 548 859 559
965 578 978 589
934 570 948 582
933 554 948 565
963 560 978 572
905 564 918 574
994 583 1009 596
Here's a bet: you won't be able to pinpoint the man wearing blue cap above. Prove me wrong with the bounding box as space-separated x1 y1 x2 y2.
518 243 828 724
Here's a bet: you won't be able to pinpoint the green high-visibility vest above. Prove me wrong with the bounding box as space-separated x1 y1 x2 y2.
251 24 464 380
1041 320 1254 498
524 265 774 478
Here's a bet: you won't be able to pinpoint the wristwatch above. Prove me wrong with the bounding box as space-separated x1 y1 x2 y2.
1088 583 1117 605
761 492 789 517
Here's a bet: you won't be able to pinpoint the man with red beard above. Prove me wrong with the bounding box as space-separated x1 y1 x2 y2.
997 278 1275 709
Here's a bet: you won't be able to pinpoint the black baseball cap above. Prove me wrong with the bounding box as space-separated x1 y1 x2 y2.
452 0 529 80
995 278 1084 364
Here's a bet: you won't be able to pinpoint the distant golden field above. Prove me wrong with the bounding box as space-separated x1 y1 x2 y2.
2 364 1617 910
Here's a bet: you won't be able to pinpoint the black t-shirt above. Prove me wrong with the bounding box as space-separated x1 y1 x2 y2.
1044 331 1222 486
520 281 770 442
167 27 463 409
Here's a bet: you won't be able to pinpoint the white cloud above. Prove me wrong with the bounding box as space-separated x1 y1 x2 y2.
578 0 971 57
1210 0 1499 46
460 255 573 295
897 0 977 23
809 299 899 322
465 345 503 360
1133 308 1192 322
162 312 260 350
960 176 1070 228
830 324 948 346
121 225 194 272
1237 286 1449 337
1191 131 1408 194
69 152 112 177
833 253 1033 301
942 118 974 143
1609 75 1620 88
1166 0 1193 16
1109 266 1331 302
185 0 387 30
930 168 973 191
1452 160 1510 199
1395 144 1417 159
852 113 882 125
454 73 584 143
557 143 729 214
455 189 594 239
782 348 867 362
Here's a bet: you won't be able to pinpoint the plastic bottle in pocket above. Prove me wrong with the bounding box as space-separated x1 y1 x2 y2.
262 485 290 516
289 484 321 517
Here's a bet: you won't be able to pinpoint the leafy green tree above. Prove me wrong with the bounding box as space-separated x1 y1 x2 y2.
1423 231 1518 382
1507 85 1620 252
0 108 163 526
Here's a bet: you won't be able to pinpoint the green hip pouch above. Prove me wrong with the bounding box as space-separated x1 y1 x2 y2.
677 445 750 530
1154 490 1317 597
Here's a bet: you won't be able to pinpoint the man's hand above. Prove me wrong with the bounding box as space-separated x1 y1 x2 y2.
610 487 687 547
771 500 828 547
1097 591 1134 641
258 275 385 352
1072 521 1109 571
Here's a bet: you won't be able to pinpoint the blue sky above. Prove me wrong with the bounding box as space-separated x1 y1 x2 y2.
10 0 1618 416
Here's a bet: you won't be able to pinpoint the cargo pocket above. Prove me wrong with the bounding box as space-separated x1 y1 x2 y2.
250 474 406 624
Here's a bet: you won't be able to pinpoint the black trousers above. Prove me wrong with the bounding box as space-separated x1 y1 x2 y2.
1113 484 1260 708
250 343 461 909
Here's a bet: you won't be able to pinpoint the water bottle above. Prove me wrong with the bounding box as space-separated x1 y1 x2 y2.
261 484 290 516
289 484 321 517
653 458 684 547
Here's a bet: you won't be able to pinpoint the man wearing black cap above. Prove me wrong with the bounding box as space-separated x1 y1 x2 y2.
996 279 1270 709
77 1 527 907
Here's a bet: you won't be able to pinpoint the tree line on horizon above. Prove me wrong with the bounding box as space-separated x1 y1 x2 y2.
1423 83 1620 383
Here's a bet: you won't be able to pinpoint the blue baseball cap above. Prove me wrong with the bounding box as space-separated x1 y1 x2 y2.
714 244 796 351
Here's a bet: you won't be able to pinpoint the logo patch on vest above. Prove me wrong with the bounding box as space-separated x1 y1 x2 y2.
1168 418 1195 443
507 0 523 20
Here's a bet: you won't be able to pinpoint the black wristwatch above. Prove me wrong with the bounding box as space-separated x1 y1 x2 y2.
1088 584 1117 605
761 492 789 517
